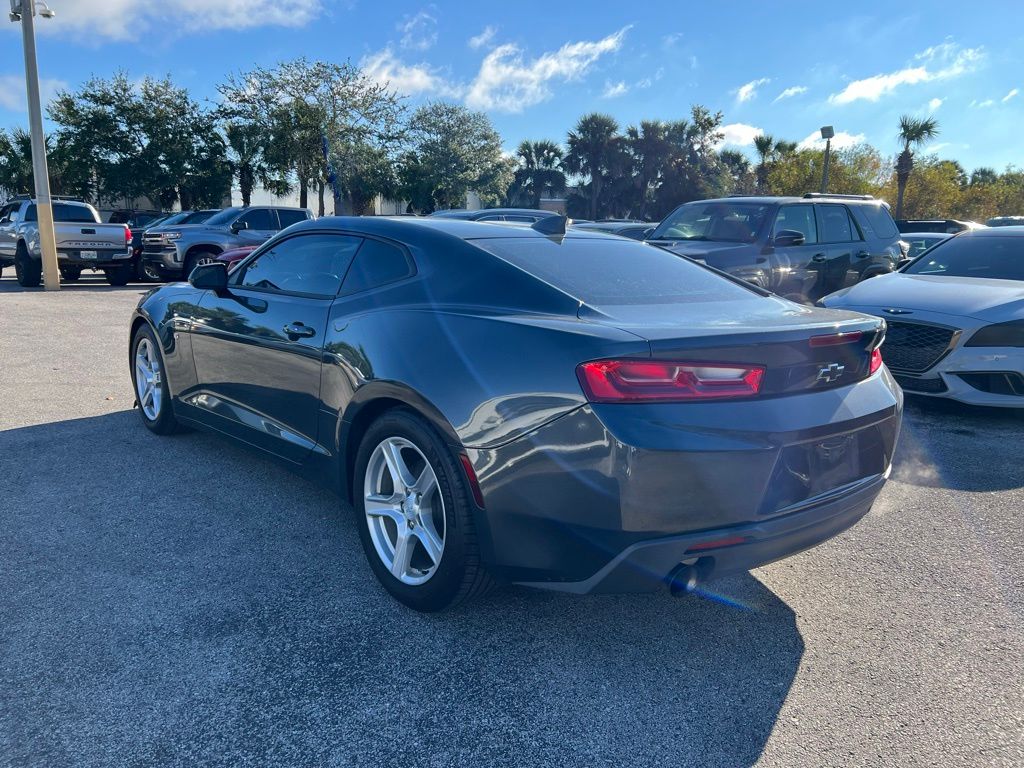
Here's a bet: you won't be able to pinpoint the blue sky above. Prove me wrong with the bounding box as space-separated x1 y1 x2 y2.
2 0 1023 173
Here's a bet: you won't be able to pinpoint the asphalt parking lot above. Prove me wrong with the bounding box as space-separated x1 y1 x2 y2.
1 273 1022 768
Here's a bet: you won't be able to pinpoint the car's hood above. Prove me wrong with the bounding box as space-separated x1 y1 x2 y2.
824 273 1024 321
647 240 752 260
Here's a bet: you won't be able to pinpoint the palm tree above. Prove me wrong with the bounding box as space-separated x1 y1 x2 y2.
563 113 622 220
626 120 673 220
753 133 776 193
895 115 939 219
512 139 566 209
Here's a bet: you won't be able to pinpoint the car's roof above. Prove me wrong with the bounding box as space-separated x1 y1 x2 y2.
951 226 1024 238
682 195 885 206
287 215 616 244
429 208 558 219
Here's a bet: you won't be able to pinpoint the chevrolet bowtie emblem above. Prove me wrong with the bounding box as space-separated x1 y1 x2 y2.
816 363 845 383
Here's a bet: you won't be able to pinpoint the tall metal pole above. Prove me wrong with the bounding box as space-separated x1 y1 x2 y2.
820 138 832 195
17 0 60 290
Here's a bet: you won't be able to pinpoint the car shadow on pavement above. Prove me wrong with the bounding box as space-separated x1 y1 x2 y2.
0 276 153 293
892 395 1024 492
1 411 803 768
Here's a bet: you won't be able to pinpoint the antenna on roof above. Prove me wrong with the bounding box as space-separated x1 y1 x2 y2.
531 215 568 236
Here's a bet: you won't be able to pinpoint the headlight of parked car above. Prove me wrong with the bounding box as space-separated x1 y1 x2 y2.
163 232 181 241
965 320 1024 347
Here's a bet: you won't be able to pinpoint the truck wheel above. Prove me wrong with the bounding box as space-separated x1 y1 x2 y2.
104 264 132 286
14 244 42 288
60 265 83 283
184 250 218 279
137 260 161 282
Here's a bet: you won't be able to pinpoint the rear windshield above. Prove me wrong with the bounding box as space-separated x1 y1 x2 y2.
903 235 1024 281
859 204 898 239
473 236 756 305
25 203 98 223
651 201 771 243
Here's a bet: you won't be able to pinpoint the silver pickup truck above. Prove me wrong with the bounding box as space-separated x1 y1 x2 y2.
0 198 133 286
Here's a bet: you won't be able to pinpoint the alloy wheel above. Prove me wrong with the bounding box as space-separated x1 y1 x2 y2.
363 437 446 585
134 337 163 420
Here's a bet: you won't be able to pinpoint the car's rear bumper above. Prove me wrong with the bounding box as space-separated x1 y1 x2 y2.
57 248 132 267
468 371 902 591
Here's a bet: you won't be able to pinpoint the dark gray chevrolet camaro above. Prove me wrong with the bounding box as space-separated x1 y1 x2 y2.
129 216 903 611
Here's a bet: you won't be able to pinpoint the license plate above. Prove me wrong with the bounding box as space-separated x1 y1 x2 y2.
80 250 97 259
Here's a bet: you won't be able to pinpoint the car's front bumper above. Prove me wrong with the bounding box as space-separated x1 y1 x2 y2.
893 345 1024 406
468 371 902 592
142 244 184 276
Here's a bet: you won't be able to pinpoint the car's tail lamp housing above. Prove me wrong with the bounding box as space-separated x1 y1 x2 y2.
123 225 131 244
576 360 765 403
870 347 883 375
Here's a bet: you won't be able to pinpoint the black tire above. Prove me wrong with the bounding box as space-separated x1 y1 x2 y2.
134 256 161 282
354 408 494 612
104 264 132 286
184 250 219 279
14 244 41 287
130 324 180 435
60 265 83 283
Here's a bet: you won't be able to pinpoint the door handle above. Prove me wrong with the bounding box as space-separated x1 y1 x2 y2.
812 253 827 263
283 322 316 339
856 250 871 258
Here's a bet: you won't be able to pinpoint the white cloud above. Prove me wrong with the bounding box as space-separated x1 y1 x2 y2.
468 25 497 49
360 49 460 98
735 77 770 103
602 81 628 98
717 123 763 148
1002 88 1019 103
925 142 951 153
928 97 943 111
23 0 322 42
797 130 865 150
635 78 652 89
970 98 995 108
0 74 67 111
829 42 983 104
398 8 438 51
662 33 682 48
464 27 628 113
773 85 808 102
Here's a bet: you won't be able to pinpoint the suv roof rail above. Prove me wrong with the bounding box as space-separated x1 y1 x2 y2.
802 193 875 200
4 194 85 203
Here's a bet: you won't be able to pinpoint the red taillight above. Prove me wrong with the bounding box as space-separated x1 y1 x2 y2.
576 360 765 403
870 347 883 375
124 225 131 244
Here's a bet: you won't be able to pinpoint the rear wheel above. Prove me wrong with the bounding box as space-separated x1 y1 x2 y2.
104 264 132 286
184 250 218 279
131 324 180 435
14 244 41 287
354 409 493 612
60 265 83 283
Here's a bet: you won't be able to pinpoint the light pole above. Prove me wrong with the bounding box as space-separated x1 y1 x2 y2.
819 125 834 195
10 0 60 291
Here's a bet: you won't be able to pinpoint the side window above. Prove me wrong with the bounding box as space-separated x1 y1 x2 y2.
0 204 13 222
504 215 537 223
277 209 308 228
234 234 362 296
773 205 817 244
817 204 854 243
339 238 414 295
236 208 275 230
477 214 505 222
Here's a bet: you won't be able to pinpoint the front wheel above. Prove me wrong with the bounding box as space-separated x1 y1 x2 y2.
131 324 180 435
355 409 493 611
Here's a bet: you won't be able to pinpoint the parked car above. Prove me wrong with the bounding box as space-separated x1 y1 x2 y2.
648 194 902 302
571 220 655 240
129 216 901 611
130 209 221 282
986 216 1024 227
108 209 163 227
142 205 312 280
900 232 951 261
215 244 257 269
0 198 132 286
895 219 985 234
822 227 1024 406
428 208 558 223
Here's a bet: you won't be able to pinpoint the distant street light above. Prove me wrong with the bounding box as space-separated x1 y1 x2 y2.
819 125 834 195
9 0 60 291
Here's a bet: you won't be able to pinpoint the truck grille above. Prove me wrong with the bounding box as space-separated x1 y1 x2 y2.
143 233 165 244
883 321 959 373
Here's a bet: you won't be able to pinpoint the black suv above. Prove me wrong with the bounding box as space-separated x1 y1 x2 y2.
649 194 902 302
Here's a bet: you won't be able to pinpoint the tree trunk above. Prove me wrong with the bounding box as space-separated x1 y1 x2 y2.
894 149 913 220
317 180 325 217
299 178 308 210
590 176 601 220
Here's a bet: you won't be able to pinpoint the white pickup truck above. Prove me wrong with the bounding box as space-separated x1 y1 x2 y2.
0 198 133 286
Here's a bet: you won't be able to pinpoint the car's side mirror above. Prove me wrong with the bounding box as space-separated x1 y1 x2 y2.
641 227 655 239
774 229 806 247
230 220 249 234
189 262 229 292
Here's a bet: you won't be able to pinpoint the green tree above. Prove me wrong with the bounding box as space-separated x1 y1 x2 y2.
625 121 676 220
509 139 565 209
894 115 939 219
719 149 755 194
0 128 36 197
398 102 512 212
564 113 623 220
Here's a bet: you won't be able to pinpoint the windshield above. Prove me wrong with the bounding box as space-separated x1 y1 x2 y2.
903 234 1024 281
25 203 98 223
474 236 755 306
651 201 771 243
183 209 218 224
203 208 240 226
